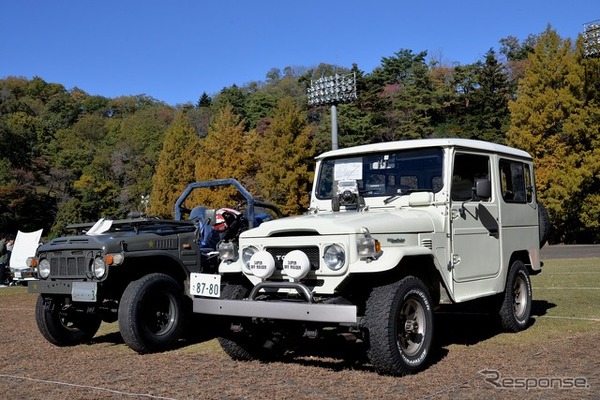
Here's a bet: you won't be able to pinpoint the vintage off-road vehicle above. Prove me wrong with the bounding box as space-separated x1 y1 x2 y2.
28 179 280 353
191 138 548 376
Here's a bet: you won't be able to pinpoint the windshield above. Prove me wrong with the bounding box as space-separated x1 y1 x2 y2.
316 147 444 199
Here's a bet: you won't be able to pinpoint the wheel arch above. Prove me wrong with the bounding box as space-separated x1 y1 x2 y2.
104 254 190 301
508 250 536 275
343 255 447 309
392 255 447 307
118 254 188 283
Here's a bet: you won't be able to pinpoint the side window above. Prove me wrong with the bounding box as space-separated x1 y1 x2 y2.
499 159 530 203
451 153 490 201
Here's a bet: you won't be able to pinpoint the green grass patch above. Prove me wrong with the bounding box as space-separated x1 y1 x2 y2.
532 257 600 320
484 257 600 346
0 285 28 296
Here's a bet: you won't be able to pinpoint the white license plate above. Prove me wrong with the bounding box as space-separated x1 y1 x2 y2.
14 272 22 278
71 282 98 302
189 273 221 298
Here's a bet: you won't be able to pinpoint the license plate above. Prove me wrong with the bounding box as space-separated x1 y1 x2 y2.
14 272 22 278
71 282 98 302
190 273 221 298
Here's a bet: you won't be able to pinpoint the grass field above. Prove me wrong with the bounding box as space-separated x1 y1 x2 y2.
529 258 600 330
1 256 598 399
89 257 600 358
2 257 599 347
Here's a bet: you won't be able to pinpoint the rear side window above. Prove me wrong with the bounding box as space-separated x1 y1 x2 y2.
499 159 533 203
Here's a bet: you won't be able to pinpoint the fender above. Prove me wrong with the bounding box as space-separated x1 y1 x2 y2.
349 245 454 302
349 245 437 274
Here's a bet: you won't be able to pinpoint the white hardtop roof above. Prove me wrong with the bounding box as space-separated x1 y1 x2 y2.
316 138 532 161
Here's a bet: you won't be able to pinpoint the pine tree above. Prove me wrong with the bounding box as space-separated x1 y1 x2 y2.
255 97 315 215
471 49 510 143
192 105 258 209
507 26 600 242
148 112 200 218
367 49 436 141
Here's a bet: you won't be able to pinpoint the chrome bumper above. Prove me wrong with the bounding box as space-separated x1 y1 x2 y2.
192 297 358 324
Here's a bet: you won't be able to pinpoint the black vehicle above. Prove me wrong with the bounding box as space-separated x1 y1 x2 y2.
28 179 281 353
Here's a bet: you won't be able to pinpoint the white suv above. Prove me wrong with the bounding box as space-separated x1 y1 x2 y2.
190 138 545 376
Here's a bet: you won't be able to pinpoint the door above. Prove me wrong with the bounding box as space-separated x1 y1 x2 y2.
450 152 501 282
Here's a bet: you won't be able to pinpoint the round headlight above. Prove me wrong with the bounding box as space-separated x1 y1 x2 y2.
323 244 345 271
93 257 107 279
38 259 51 279
217 241 238 262
241 246 259 272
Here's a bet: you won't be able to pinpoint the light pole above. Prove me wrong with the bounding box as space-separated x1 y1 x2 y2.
307 72 357 150
583 20 600 58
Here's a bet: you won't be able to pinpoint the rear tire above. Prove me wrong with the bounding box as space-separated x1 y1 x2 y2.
499 261 532 332
365 276 434 376
332 197 340 212
538 202 550 248
118 273 185 353
35 295 101 346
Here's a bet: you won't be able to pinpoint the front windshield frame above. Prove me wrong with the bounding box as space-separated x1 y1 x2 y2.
315 147 444 200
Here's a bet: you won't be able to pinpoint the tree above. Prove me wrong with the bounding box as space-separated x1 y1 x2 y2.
507 26 600 242
500 34 538 88
197 92 212 108
148 112 200 218
211 85 249 125
255 97 315 215
52 114 108 176
106 106 172 214
192 105 258 209
470 50 510 143
366 49 437 141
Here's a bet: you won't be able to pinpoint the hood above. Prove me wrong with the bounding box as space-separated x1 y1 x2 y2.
241 209 434 238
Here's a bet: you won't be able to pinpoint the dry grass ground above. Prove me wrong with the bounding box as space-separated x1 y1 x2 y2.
1 258 599 400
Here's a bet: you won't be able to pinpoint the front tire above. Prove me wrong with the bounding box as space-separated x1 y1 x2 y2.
365 276 434 376
217 283 268 361
35 295 102 346
499 260 532 332
118 273 185 353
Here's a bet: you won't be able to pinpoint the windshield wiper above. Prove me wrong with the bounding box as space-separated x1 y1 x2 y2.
384 189 432 204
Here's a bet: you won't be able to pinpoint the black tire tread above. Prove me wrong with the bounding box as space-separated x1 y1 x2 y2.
499 261 532 332
118 273 184 354
365 276 434 376
35 295 101 346
217 283 262 361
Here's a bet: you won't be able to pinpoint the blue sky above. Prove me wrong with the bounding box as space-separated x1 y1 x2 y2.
1 1 596 105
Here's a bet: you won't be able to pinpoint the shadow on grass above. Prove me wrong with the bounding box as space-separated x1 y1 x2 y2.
89 300 557 373
89 313 220 350
531 299 557 317
434 299 557 348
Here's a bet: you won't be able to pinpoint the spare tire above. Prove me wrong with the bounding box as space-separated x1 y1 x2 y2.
538 202 550 248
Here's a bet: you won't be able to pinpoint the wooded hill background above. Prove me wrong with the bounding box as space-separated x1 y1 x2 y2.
1 26 599 243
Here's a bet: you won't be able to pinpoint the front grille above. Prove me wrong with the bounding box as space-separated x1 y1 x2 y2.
48 251 94 278
265 246 320 270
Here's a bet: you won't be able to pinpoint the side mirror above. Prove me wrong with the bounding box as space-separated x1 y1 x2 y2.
475 179 491 200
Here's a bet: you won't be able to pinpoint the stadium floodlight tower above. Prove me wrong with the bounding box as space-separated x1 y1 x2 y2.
307 72 357 150
583 20 600 58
